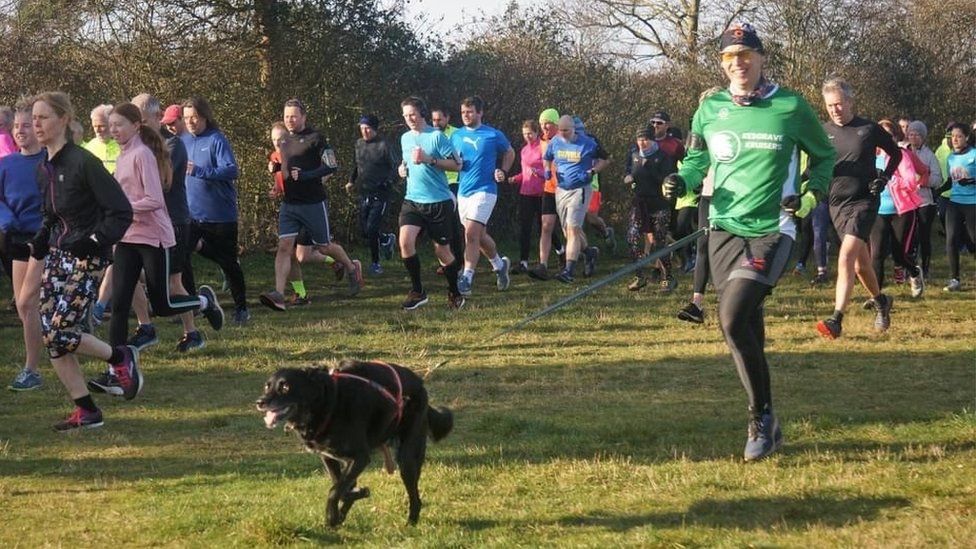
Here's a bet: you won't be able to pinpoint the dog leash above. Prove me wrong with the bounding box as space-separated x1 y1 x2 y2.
495 227 708 337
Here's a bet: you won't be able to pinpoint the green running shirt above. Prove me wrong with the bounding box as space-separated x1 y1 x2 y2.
678 87 835 238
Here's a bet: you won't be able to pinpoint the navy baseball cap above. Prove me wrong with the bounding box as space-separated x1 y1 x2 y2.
720 23 764 53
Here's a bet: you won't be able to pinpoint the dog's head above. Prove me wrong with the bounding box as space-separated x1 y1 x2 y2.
256 367 331 430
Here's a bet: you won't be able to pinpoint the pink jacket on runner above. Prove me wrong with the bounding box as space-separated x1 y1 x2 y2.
510 139 545 197
114 134 176 248
885 148 925 215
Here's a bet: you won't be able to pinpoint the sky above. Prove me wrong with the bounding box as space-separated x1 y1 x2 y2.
401 0 545 40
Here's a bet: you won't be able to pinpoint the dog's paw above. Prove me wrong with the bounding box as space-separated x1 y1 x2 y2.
344 486 370 502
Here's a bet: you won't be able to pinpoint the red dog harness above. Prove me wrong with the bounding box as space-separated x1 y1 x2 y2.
313 361 404 440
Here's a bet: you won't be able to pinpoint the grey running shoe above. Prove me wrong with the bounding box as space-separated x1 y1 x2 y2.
744 412 783 462
260 290 287 312
8 367 42 391
495 256 511 291
944 278 962 292
873 293 893 332
176 331 205 353
198 285 224 329
457 274 473 296
677 302 704 324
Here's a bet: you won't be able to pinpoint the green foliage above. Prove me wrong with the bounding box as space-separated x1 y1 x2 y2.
1 0 972 249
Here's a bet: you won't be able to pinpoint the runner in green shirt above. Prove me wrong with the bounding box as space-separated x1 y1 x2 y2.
669 23 835 461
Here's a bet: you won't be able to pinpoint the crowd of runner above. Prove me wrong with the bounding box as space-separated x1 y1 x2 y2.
1 23 973 456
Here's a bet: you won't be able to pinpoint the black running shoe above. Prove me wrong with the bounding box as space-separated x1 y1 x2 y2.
54 407 104 432
677 302 704 324
127 324 159 351
199 285 225 329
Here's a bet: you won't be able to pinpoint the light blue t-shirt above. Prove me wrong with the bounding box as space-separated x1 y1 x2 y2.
876 154 896 215
451 124 512 197
400 126 456 204
947 147 976 205
543 133 600 190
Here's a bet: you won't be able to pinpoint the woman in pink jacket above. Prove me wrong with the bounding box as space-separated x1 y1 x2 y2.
87 103 223 395
507 120 547 273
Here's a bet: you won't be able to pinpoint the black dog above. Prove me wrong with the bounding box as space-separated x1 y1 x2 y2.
256 359 453 526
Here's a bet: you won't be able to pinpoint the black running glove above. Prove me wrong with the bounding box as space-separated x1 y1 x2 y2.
662 174 686 199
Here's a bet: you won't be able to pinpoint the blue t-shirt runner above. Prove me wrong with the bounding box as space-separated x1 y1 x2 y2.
400 127 455 204
451 124 511 197
543 133 602 190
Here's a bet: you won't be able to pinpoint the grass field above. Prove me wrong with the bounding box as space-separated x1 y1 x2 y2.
0 242 974 547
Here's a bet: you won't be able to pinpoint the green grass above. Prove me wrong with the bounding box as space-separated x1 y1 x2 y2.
1 245 974 547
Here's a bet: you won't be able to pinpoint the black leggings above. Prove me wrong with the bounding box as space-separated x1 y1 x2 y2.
718 277 773 413
111 243 201 346
870 210 920 288
946 201 976 279
673 206 698 265
517 194 543 263
360 195 388 264
692 196 711 294
916 204 937 275
182 221 247 309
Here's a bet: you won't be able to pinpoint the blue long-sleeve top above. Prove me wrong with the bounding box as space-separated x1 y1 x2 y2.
181 127 239 222
0 150 46 234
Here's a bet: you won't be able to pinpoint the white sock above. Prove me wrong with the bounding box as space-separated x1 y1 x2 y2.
489 255 505 271
198 295 209 309
462 268 475 281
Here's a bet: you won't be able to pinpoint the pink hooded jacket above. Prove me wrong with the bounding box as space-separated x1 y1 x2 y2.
114 134 175 247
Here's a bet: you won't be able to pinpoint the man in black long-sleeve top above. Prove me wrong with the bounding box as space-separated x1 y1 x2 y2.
817 78 902 339
259 99 363 312
346 114 399 274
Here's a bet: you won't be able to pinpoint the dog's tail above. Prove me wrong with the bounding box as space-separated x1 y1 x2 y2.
427 406 453 442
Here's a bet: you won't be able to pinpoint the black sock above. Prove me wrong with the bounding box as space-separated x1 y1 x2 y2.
107 346 124 365
75 394 98 412
444 258 461 294
830 310 844 322
566 260 577 275
403 255 423 293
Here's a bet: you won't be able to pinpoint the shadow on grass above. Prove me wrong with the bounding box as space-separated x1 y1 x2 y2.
459 494 912 532
0 350 971 480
